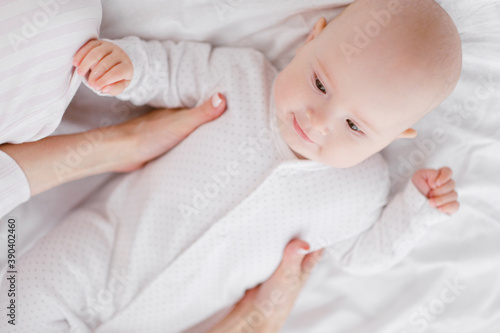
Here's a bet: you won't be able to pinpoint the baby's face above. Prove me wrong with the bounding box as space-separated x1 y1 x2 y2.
273 3 453 168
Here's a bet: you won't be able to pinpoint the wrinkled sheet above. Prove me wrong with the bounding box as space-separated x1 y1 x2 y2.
1 0 499 332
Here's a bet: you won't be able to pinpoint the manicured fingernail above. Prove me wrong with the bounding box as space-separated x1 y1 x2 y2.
296 248 308 255
211 93 222 108
102 87 111 94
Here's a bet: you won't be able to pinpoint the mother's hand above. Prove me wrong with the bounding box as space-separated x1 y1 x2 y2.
0 93 226 196
114 93 226 172
209 239 324 333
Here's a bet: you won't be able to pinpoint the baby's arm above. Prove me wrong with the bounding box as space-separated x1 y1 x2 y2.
74 36 222 109
73 40 133 95
73 36 272 110
326 167 458 275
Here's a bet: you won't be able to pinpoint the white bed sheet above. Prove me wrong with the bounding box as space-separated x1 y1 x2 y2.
1 0 499 332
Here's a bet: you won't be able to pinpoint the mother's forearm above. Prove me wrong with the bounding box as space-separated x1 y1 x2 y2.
0 93 226 200
0 125 133 197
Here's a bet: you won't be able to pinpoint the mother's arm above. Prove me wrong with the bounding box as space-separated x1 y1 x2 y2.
0 94 226 198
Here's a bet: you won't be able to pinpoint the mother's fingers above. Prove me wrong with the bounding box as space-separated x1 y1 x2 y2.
165 93 226 137
147 93 227 144
279 239 310 275
301 248 325 277
113 93 227 173
207 240 324 333
271 239 324 293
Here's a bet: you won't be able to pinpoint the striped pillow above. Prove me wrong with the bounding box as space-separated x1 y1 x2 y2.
0 0 102 144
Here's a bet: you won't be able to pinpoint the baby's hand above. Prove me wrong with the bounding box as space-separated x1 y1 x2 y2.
73 39 133 95
412 167 459 215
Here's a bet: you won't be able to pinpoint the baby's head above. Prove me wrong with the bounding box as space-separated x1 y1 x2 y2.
274 0 462 168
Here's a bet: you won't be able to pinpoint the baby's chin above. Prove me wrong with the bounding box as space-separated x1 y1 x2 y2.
289 143 365 168
289 147 308 160
285 138 322 163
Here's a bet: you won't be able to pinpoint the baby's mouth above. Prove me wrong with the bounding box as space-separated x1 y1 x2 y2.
293 115 314 143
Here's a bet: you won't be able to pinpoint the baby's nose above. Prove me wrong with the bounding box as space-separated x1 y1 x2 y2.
306 110 330 136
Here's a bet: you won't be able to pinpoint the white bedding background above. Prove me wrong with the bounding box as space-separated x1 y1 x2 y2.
1 0 499 332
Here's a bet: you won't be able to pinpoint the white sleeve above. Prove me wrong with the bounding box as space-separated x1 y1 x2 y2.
326 180 450 275
0 151 31 219
93 37 214 109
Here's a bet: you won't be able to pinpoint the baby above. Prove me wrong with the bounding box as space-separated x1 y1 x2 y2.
1 0 462 332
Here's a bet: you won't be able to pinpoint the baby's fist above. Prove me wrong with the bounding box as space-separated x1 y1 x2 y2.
73 39 133 96
412 167 459 215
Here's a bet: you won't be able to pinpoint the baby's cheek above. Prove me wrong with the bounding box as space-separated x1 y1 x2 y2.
274 73 290 106
275 64 301 104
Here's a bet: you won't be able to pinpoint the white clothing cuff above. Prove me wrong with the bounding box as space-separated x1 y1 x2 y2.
108 37 144 100
0 151 31 218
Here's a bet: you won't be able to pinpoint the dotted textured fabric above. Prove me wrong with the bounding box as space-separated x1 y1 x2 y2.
0 39 449 333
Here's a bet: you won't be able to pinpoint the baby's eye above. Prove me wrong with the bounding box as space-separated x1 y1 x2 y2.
346 119 360 132
315 75 326 94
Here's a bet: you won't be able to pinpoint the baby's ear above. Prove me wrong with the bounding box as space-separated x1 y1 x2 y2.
296 17 327 55
396 128 418 139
